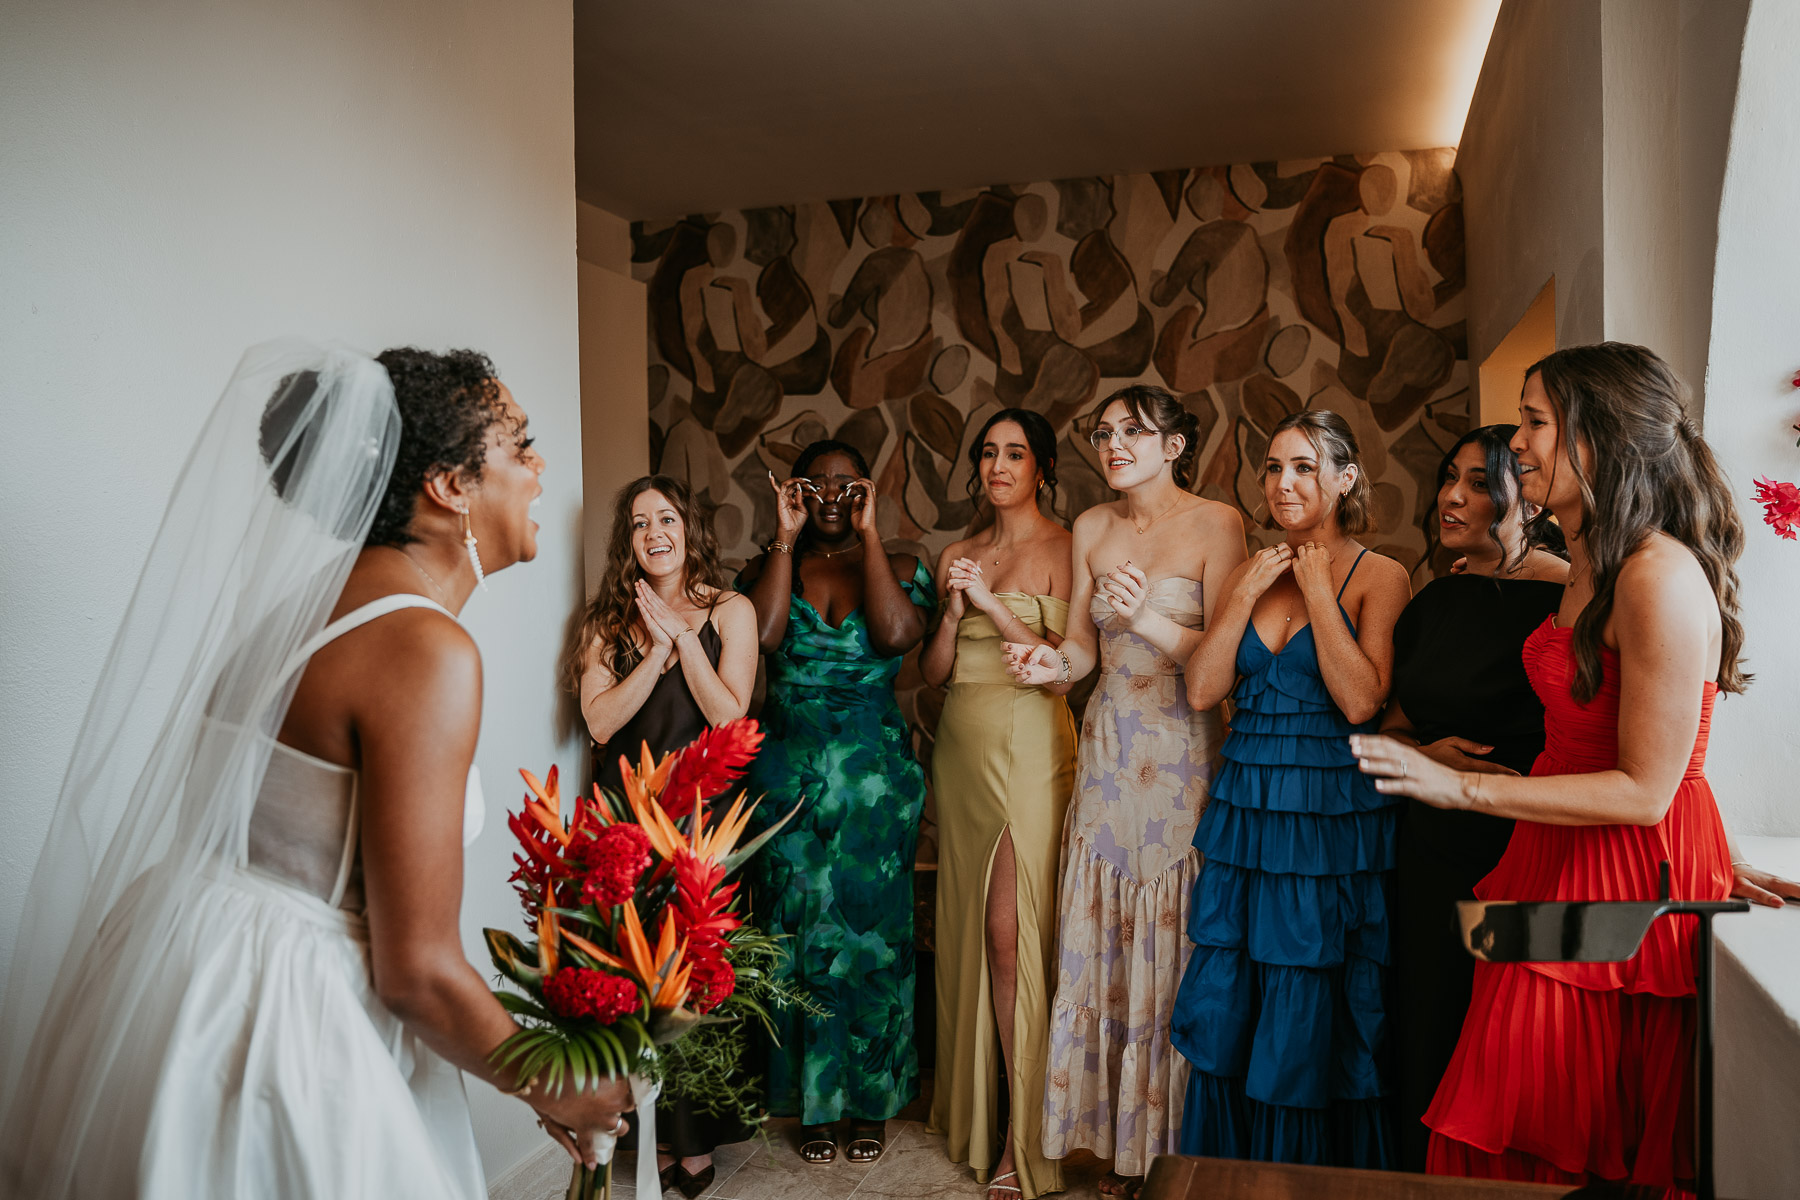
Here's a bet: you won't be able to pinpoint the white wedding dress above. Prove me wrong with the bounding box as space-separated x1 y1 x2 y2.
0 342 531 1198
7 594 488 1199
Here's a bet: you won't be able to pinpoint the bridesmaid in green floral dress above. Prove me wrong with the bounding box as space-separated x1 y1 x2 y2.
737 440 933 1166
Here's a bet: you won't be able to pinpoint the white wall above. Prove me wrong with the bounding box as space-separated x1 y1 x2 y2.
1701 0 1800 837
0 0 581 1182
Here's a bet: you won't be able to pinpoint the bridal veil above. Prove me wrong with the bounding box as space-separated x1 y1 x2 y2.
0 340 400 1189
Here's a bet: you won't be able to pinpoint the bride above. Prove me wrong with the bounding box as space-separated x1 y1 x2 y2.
0 342 631 1198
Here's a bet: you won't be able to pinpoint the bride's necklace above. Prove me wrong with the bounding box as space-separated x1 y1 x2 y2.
1130 495 1186 536
400 550 451 605
813 541 860 559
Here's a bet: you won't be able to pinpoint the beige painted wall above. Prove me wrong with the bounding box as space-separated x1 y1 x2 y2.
1459 0 1747 411
1456 0 1606 393
576 200 651 598
0 0 583 1183
1477 278 1555 425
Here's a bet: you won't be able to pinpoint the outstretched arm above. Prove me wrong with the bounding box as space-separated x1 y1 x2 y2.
1355 548 1721 826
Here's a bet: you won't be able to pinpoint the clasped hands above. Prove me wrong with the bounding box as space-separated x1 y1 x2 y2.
635 579 695 655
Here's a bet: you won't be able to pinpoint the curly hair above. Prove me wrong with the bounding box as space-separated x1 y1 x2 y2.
1526 343 1747 702
564 475 728 695
366 347 507 547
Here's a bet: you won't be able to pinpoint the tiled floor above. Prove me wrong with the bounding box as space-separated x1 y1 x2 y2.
502 1118 1115 1200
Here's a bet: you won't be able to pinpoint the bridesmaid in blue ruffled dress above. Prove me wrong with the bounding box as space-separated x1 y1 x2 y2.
1172 410 1412 1167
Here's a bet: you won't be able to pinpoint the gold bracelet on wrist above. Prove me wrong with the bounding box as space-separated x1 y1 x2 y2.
1056 649 1073 685
768 540 793 555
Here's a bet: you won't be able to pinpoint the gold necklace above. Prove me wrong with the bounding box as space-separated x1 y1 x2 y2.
813 541 860 558
1131 495 1186 536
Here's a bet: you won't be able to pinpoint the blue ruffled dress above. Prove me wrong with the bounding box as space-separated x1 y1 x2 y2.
1171 550 1397 1167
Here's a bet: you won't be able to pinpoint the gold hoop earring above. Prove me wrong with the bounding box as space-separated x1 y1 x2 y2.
461 508 488 592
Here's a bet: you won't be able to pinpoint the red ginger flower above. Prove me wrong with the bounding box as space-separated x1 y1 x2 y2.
658 718 764 817
685 952 736 1014
544 968 640 1024
569 823 652 908
670 850 742 955
1754 477 1800 540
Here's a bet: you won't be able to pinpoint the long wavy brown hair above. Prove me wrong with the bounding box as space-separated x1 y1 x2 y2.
563 475 728 695
1529 343 1748 702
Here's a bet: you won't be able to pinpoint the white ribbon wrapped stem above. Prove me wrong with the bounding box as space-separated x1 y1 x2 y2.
583 1072 661 1196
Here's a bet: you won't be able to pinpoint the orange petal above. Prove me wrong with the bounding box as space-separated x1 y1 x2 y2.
618 899 656 982
538 907 561 978
561 927 627 970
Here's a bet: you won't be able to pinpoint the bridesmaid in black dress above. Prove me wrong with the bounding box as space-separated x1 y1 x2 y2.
566 474 759 1196
1379 426 1568 1172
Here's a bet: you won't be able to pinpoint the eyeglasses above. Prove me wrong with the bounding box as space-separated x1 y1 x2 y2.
801 479 857 504
1088 424 1153 452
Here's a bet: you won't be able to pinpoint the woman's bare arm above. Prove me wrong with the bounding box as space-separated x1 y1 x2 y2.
1305 551 1409 725
1356 543 1720 826
348 611 629 1145
920 541 968 689
676 592 757 724
578 636 672 745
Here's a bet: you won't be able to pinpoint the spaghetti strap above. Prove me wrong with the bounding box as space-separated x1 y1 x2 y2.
279 593 455 683
1335 548 1370 602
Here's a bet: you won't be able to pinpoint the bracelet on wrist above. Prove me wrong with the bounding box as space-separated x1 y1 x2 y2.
1055 649 1073 685
768 539 793 555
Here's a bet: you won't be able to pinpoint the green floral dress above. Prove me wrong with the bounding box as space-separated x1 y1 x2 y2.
739 560 933 1125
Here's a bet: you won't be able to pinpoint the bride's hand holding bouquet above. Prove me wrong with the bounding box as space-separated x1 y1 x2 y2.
486 717 801 1199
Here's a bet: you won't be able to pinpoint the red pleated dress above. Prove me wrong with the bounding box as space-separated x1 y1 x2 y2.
1423 617 1731 1195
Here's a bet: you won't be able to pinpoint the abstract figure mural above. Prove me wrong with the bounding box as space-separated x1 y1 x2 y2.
633 149 1471 862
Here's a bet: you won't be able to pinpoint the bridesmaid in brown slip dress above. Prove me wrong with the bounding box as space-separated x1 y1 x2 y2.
566 474 758 1196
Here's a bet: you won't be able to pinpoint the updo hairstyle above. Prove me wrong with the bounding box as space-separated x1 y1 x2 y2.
1265 409 1374 535
1095 384 1201 489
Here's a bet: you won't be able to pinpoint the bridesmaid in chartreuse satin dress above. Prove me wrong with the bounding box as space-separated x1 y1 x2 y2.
1005 385 1246 1200
921 409 1076 1200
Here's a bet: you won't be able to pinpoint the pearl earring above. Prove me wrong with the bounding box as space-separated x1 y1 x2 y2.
461 508 487 591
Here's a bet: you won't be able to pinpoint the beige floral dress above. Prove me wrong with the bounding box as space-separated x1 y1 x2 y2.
1041 576 1225 1176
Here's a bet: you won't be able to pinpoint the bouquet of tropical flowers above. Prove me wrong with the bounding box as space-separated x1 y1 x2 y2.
484 718 801 1200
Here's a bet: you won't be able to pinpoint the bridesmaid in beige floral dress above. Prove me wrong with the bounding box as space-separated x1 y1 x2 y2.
1008 385 1245 1197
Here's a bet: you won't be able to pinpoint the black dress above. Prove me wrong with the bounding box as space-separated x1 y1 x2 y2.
1388 574 1562 1173
593 615 753 1159
592 619 722 798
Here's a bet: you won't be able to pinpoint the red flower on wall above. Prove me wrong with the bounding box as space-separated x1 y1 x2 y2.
1754 477 1800 540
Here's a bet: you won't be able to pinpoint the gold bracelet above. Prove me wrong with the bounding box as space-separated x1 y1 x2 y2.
1055 649 1073 684
768 540 793 555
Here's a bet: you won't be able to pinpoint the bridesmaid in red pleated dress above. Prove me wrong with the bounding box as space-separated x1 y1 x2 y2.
1350 343 1772 1195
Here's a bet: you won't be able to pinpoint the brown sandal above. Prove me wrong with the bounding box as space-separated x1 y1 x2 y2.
799 1124 836 1165
844 1120 886 1163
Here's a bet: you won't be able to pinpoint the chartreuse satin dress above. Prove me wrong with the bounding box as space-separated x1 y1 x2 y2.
929 593 1077 1199
739 561 933 1126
